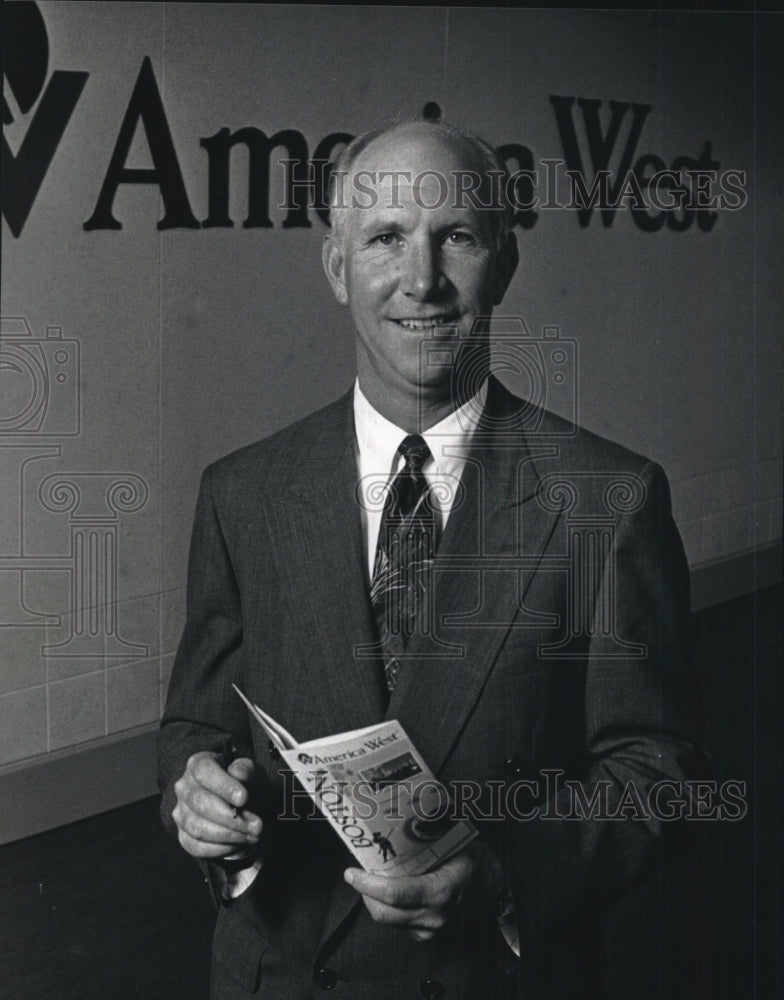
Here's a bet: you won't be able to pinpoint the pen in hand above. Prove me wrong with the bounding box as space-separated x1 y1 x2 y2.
218 737 261 870
220 737 244 818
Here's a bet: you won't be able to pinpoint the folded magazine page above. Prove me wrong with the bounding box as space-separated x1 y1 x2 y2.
233 685 476 876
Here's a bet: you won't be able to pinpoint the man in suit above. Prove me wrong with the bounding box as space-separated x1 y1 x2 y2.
158 119 706 999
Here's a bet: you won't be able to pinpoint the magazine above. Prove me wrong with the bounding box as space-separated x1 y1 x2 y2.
233 685 476 876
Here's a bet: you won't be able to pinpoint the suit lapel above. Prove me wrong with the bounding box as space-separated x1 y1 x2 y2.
314 380 563 951
268 389 387 739
386 378 562 775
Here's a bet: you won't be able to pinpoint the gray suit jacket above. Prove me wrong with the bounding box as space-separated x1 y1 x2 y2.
158 378 706 1000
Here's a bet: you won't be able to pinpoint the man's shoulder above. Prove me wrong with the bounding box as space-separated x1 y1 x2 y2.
206 386 353 489
493 381 661 478
536 408 656 474
509 401 671 522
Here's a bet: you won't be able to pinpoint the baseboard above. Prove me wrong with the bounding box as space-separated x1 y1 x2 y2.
690 541 782 612
0 724 159 847
1 541 780 846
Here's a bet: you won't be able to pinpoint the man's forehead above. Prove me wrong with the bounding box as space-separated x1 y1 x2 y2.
337 126 499 228
350 124 484 180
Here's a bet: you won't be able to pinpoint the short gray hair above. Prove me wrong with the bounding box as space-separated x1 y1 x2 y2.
326 118 514 249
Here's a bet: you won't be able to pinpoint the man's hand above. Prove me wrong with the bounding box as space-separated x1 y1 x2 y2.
172 751 263 860
344 842 502 942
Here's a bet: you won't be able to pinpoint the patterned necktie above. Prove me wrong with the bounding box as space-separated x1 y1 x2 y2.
370 434 440 692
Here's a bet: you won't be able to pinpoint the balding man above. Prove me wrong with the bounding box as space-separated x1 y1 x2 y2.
159 120 705 1000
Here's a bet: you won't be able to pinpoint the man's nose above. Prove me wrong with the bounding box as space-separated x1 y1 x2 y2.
400 239 444 300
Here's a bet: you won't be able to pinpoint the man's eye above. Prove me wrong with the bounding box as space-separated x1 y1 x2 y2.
372 233 400 247
446 231 475 246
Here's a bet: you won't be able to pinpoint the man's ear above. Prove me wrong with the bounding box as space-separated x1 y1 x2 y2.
493 230 519 306
322 233 349 305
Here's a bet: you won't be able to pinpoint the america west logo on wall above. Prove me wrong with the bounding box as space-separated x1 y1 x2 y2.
3 2 746 238
2 1 88 237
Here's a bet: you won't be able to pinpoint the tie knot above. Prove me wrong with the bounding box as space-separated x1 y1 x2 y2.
398 434 430 473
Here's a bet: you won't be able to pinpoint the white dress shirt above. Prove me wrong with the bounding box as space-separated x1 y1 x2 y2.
353 378 488 579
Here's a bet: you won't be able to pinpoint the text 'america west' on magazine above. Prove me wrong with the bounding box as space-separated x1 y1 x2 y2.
233 685 476 876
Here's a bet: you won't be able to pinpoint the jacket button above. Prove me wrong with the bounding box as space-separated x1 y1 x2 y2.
268 740 280 760
504 755 524 777
316 967 337 990
420 979 445 999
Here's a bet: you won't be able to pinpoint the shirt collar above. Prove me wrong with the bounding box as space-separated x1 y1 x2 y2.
353 377 487 482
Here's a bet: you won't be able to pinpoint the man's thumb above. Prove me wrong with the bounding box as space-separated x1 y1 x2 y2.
227 756 255 782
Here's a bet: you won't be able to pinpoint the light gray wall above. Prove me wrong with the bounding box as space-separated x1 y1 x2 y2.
1 4 781 780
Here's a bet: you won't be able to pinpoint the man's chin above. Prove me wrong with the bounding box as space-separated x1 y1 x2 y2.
408 370 481 417
408 363 457 389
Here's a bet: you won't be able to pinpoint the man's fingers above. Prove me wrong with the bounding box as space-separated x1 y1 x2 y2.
227 757 255 785
187 751 250 808
177 829 240 860
343 849 481 939
187 783 235 822
175 807 262 847
172 752 263 860
344 868 425 909
353 892 447 938
176 773 260 828
345 857 470 909
361 897 445 930
433 851 474 886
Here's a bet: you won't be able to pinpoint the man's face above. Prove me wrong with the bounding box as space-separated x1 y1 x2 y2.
323 125 515 412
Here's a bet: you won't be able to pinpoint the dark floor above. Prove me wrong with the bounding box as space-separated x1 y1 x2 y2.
0 586 781 1000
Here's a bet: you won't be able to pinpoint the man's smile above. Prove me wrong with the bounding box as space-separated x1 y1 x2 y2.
391 315 458 331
